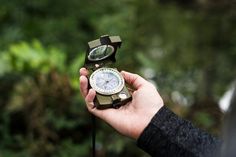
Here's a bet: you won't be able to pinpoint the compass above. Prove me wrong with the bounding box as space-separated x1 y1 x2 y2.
84 35 132 109
90 68 124 95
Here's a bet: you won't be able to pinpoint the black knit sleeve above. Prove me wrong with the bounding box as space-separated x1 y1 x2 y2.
137 106 221 157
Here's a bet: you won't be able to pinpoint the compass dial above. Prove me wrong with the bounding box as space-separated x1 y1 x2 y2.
89 68 124 95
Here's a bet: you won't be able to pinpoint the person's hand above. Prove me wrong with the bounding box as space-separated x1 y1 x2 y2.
79 68 164 140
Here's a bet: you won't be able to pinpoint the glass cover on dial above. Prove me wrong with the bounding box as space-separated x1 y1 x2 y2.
89 68 124 95
88 45 114 61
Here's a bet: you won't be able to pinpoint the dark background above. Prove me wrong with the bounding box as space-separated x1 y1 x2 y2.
0 0 235 156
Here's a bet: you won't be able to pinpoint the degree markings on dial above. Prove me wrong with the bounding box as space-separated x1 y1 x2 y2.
90 68 124 95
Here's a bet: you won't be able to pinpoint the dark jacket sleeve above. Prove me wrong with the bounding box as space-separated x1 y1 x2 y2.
137 106 221 157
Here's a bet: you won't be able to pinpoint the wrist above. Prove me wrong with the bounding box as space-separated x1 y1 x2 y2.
133 105 164 140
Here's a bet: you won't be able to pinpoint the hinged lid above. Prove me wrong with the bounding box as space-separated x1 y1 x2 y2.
84 35 122 69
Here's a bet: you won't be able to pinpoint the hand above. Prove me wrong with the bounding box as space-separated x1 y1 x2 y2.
79 68 164 140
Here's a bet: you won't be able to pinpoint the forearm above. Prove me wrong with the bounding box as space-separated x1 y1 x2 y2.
137 106 221 157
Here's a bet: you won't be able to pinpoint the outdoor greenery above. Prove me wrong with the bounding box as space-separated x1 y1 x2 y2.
0 0 235 156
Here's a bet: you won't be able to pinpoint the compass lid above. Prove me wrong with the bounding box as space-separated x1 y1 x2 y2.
84 35 122 69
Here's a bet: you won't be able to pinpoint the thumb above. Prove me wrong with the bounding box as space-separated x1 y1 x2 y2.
121 71 147 89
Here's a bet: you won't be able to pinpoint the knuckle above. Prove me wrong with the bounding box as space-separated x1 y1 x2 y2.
134 74 140 78
147 82 156 89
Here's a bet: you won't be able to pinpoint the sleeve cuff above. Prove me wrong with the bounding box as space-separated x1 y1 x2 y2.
137 106 184 155
136 106 221 157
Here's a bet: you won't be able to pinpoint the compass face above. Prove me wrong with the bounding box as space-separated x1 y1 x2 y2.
89 68 124 95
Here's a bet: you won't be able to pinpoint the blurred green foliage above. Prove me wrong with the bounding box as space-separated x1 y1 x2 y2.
0 0 235 156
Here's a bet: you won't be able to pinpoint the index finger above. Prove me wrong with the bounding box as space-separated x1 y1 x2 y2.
80 75 89 97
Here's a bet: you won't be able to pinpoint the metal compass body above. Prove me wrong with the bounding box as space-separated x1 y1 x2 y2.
84 35 132 109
